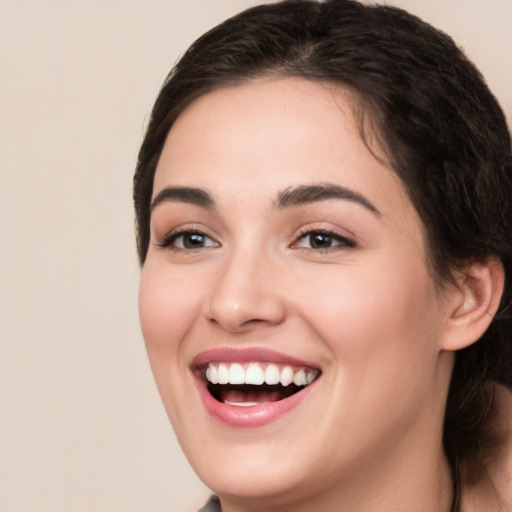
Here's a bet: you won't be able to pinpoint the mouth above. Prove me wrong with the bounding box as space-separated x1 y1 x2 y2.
203 362 320 407
191 348 321 427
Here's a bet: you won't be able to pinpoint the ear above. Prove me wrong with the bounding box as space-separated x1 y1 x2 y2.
441 257 505 352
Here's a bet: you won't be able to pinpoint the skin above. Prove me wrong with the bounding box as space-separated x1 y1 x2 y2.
139 77 502 512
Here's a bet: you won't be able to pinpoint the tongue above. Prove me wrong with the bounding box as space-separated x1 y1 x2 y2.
220 389 285 406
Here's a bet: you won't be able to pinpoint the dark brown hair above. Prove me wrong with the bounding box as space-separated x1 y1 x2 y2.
134 0 512 504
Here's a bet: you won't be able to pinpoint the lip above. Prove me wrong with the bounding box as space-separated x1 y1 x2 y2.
191 347 320 428
192 347 319 368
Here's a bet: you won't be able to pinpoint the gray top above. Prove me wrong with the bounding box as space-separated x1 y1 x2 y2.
197 496 220 512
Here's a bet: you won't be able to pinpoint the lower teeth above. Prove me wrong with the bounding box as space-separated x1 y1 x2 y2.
224 400 260 407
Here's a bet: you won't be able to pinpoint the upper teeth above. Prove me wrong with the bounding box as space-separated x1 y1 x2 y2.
205 362 318 387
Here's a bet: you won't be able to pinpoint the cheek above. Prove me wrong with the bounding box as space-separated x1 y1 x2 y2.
289 260 444 449
293 254 441 380
138 262 204 366
138 262 209 429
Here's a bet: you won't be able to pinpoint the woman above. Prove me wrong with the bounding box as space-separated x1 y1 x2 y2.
134 1 512 510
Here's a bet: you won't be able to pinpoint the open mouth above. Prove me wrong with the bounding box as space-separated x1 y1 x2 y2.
202 362 320 407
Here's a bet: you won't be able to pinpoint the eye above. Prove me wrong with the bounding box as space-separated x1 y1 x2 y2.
158 230 219 250
293 229 355 251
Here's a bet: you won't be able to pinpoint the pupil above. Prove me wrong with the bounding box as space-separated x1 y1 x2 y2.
311 233 331 248
184 233 204 248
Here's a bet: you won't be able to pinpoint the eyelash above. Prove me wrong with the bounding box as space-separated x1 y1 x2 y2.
157 229 218 251
156 228 355 253
294 228 355 252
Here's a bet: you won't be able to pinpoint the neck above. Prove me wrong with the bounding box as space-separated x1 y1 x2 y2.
459 384 512 512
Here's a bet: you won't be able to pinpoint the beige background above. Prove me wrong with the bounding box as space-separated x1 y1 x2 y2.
1 1 511 511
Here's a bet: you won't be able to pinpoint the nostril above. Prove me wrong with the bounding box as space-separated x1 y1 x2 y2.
206 299 286 332
204 262 287 330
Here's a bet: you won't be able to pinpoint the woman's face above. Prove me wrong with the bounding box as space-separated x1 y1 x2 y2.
139 78 455 507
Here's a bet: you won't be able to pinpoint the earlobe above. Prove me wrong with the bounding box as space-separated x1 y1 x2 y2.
442 257 505 352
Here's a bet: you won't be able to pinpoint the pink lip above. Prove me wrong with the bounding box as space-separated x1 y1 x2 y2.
191 347 318 369
191 347 320 428
194 374 316 428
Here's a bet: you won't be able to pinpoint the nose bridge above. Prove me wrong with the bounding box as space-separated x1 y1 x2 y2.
205 241 286 331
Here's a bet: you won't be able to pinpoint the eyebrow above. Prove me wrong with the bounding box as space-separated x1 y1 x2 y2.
276 183 380 214
150 183 379 215
151 186 216 211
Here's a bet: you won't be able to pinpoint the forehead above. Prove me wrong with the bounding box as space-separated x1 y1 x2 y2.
153 77 414 222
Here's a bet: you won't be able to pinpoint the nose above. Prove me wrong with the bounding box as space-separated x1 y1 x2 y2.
204 251 287 333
